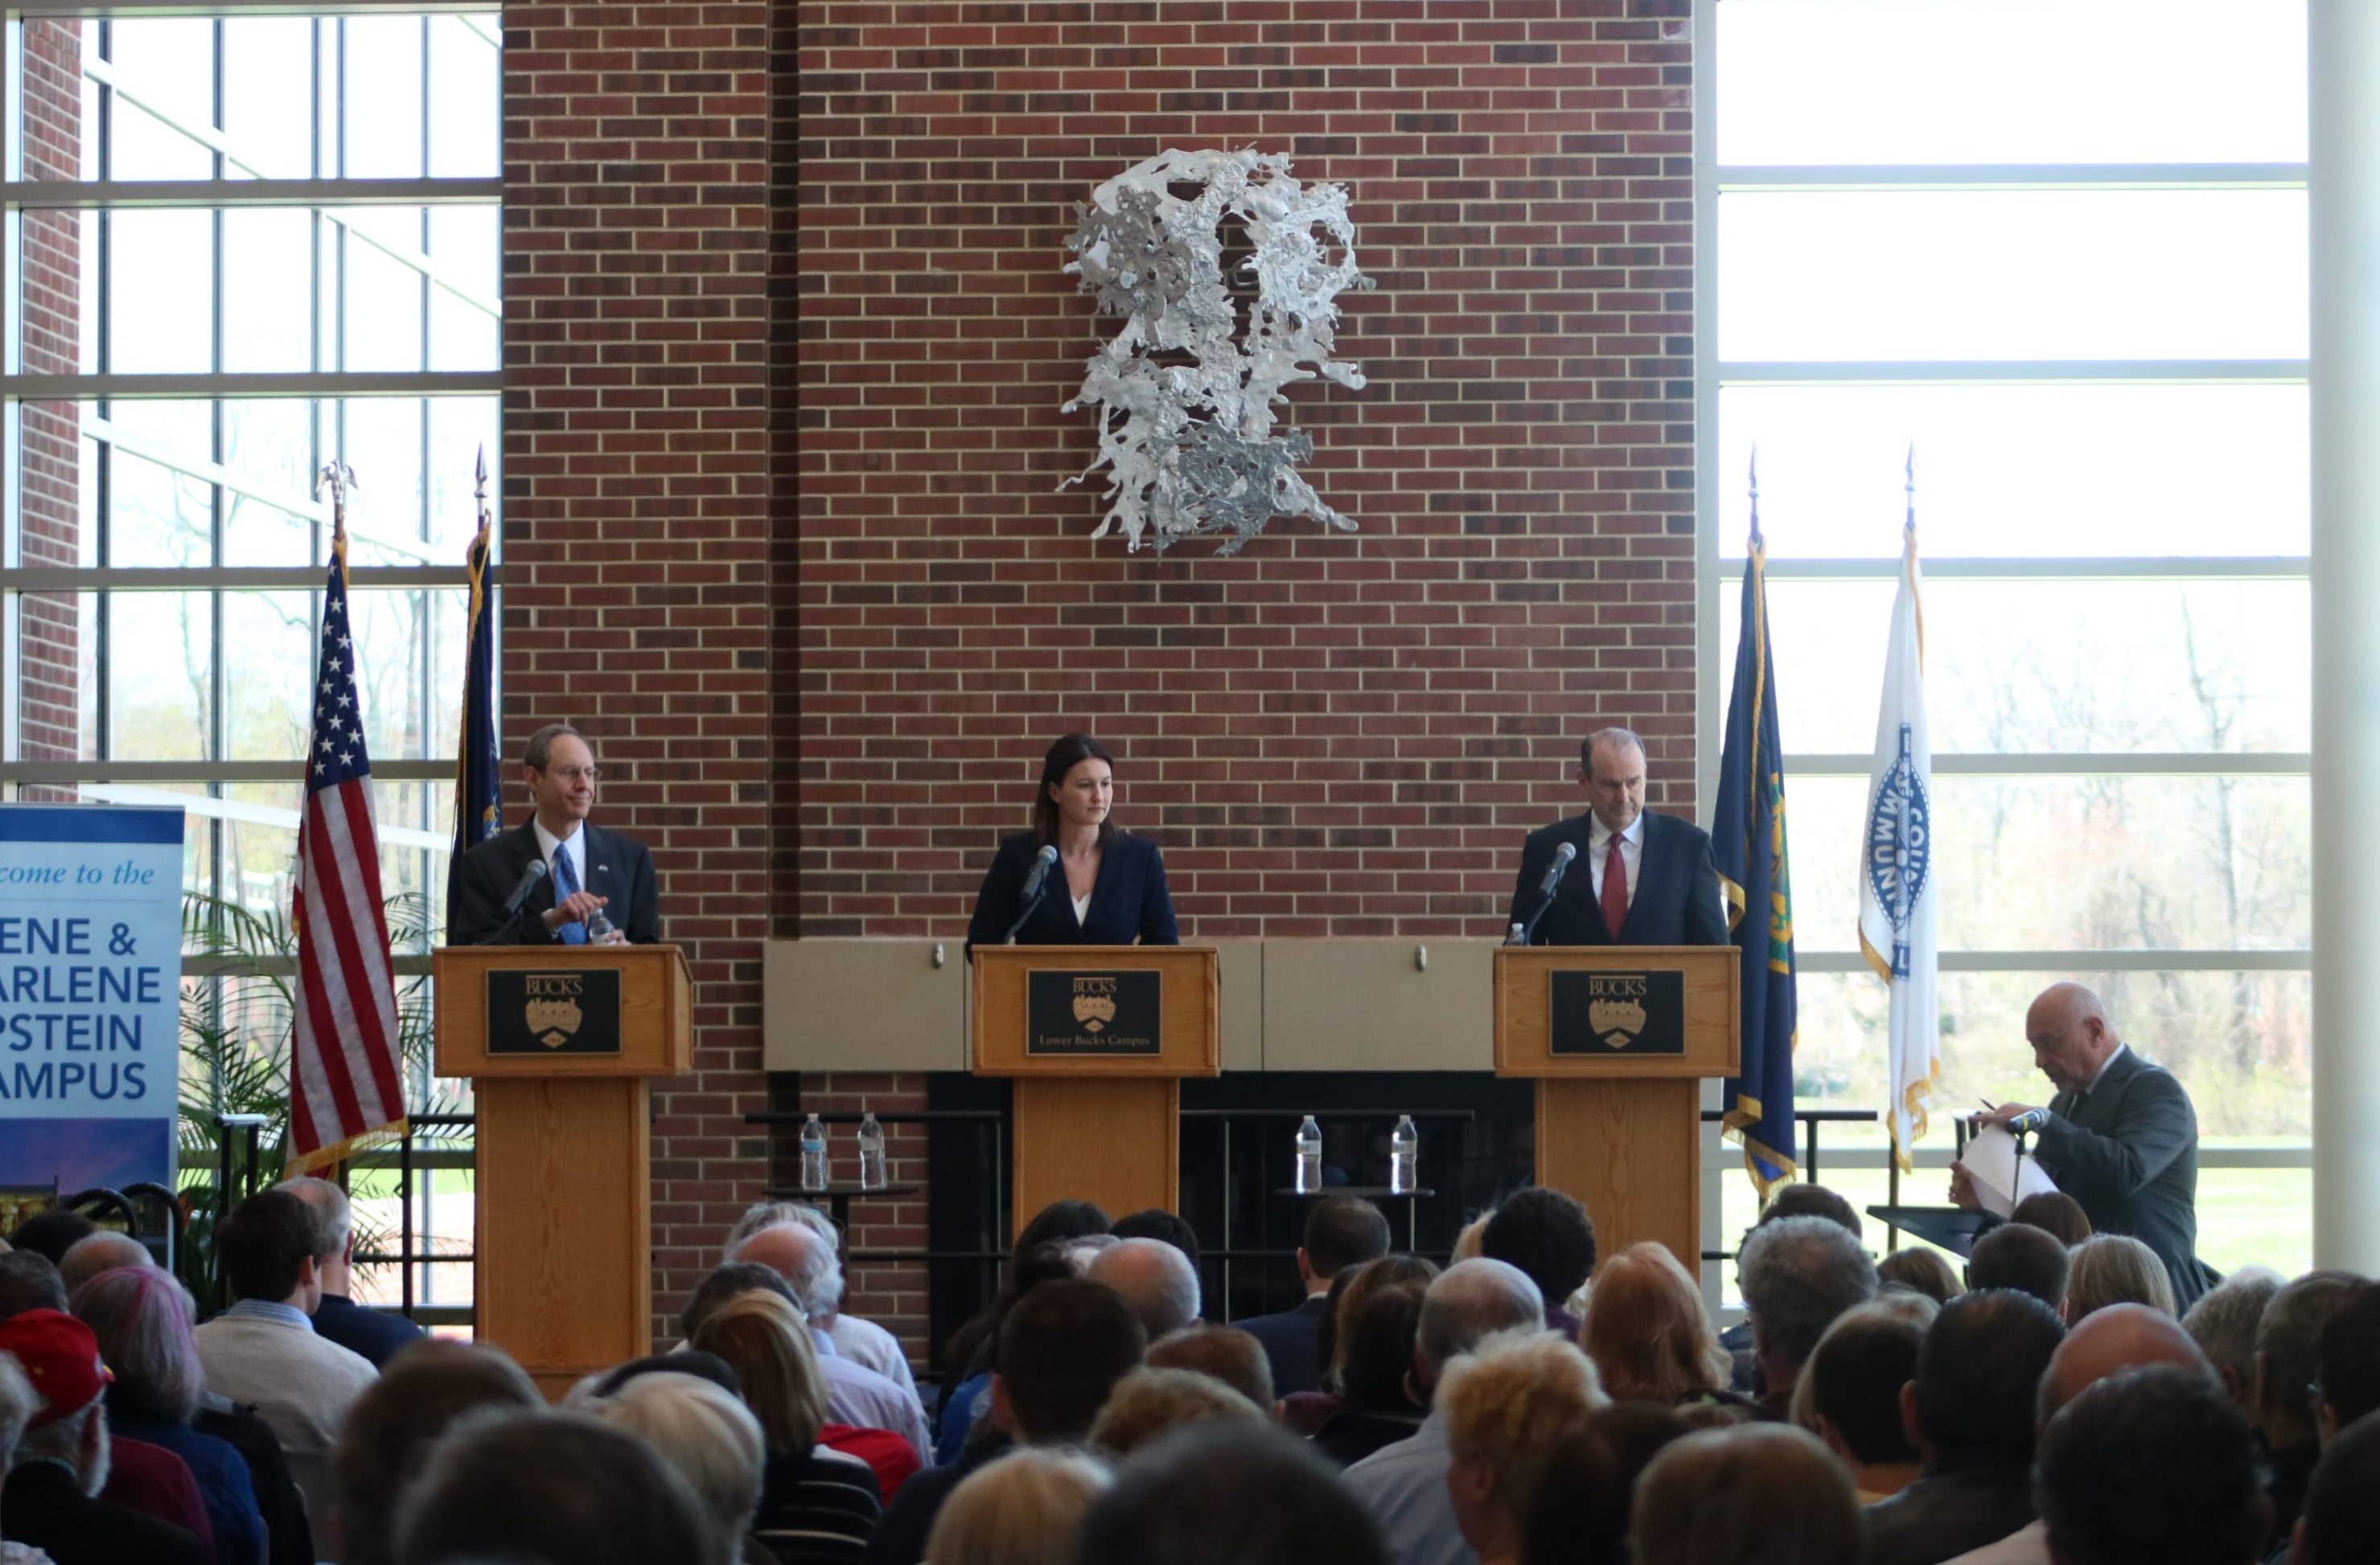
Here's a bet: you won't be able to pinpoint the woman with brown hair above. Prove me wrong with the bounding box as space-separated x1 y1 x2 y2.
1580 1242 1734 1407
964 733 1178 952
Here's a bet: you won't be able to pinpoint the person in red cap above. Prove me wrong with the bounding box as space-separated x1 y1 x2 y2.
0 1308 203 1565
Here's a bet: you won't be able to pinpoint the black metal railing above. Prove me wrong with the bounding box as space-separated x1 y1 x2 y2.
350 1112 476 1327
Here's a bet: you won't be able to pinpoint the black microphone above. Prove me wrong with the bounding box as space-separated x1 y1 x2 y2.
2004 1107 2051 1136
501 858 549 918
1006 845 1060 944
1516 841 1580 947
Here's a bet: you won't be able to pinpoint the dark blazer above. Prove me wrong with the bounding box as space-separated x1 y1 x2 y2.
964 831 1178 954
2033 1045 2214 1309
1863 1456 2034 1565
1506 811 1729 947
312 1290 429 1370
194 1395 314 1565
447 819 660 947
2 1459 208 1565
1235 1292 1333 1398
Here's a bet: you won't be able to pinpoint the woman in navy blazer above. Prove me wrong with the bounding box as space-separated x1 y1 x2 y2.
966 733 1179 954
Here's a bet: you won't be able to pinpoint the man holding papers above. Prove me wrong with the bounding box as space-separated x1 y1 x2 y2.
1953 982 2214 1309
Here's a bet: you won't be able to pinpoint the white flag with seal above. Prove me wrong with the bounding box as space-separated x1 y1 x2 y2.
1859 518 1939 1172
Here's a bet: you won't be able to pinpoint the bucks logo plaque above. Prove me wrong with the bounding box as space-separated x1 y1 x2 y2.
487 969 623 1055
1028 971 1161 1056
1550 971 1685 1055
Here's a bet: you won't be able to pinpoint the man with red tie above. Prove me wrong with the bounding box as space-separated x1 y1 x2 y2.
1506 727 1729 947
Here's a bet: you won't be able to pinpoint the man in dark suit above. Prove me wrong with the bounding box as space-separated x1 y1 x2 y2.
446 723 660 947
1507 727 1728 947
1234 1196 1391 1398
278 1176 426 1369
1964 982 2214 1309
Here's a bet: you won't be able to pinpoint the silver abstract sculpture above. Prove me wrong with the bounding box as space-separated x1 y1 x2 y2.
1061 147 1373 554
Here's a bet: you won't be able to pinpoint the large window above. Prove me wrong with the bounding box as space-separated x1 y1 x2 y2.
3 6 499 1311
1699 1 2311 1275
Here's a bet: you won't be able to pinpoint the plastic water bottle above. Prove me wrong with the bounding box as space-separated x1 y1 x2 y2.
799 1114 829 1192
857 1111 888 1190
1506 922 1527 947
1293 1115 1323 1194
585 903 616 943
1389 1115 1419 1194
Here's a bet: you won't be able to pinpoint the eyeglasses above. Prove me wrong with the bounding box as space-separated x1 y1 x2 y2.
541 765 600 782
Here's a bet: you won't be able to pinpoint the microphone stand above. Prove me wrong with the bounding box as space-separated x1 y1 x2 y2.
1004 883 1049 945
1517 857 1575 947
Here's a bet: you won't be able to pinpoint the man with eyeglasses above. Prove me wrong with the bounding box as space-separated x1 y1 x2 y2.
447 722 661 947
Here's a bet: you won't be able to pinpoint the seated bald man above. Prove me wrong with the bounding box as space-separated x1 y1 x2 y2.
1957 982 2214 1310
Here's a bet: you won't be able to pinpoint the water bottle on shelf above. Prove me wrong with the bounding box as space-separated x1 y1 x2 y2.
1389 1114 1419 1194
799 1114 829 1192
1293 1115 1323 1194
857 1111 888 1190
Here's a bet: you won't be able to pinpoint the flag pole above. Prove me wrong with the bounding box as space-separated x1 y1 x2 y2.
1749 444 1762 553
316 460 359 578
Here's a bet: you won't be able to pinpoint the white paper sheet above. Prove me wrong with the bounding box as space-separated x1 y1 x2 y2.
1955 1123 2060 1218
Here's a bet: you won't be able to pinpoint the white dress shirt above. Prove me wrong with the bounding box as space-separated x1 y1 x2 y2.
1586 812 1646 910
533 818 587 896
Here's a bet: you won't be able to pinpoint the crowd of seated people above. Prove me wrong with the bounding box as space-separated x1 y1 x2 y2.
7 1180 2380 1565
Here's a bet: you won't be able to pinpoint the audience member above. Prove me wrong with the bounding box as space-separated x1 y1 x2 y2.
1864 1289 2065 1565
865 1279 1143 1565
1235 1196 1389 1397
2 1214 92 1268
1452 1213 1492 1264
333 1338 544 1565
1481 1188 1598 1336
1144 1324 1273 1411
2314 1280 2380 1444
191 1188 378 1524
2037 1367 2266 1565
72 1263 266 1565
1580 1241 1732 1408
1878 1248 1966 1305
2181 1268 2282 1419
688 1290 882 1562
1632 1423 1863 1565
393 1407 717 1565
1519 1407 1686 1565
919 1448 1108 1565
1320 1254 1440 1397
55 1232 150 1296
1058 1234 1118 1272
684 1262 804 1343
2296 1411 2380 1565
2008 1192 2092 1247
1441 1329 1607 1565
0 1349 39 1561
1965 1224 2070 1312
1764 1182 1867 1239
1012 1200 1111 1256
1089 1366 1264 1456
0 1254 67 1322
725 1219 932 1460
277 1177 428 1370
1342 1258 1545 1565
928 1246 1076 1466
1087 1238 1202 1340
2252 1271 2359 1551
727 1204 919 1408
1075 1423 1389 1565
584 1372 764 1565
1109 1210 1200 1267
1802 1302 1930 1502
593 1349 743 1401
0 1309 206 1565
1312 1282 1428 1468
1736 1214 1879 1418
2064 1234 2177 1321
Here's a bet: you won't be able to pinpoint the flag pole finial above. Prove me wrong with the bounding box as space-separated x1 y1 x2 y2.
315 462 358 540
1903 442 1917 535
473 446 491 532
1748 444 1762 552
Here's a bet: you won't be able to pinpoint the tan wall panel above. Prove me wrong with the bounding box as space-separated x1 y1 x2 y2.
1261 939 1498 1070
763 938 966 1072
1213 939 1264 1070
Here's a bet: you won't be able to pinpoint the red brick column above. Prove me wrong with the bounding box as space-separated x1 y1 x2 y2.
18 19 84 785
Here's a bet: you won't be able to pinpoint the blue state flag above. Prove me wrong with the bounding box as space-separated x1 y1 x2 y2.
446 514 500 922
1713 536 1799 1192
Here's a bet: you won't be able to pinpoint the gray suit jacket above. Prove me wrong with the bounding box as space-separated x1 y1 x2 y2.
2032 1047 2214 1309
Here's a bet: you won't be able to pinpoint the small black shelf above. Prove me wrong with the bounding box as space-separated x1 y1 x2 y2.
1271 1186 1436 1200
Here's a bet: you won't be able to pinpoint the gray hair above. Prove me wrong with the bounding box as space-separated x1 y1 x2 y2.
1418 1258 1546 1379
2182 1267 2282 1391
1087 1238 1202 1339
276 1176 353 1260
1061 1234 1120 1275
725 1222 842 1319
0 1352 35 1467
18 1399 103 1492
59 1231 154 1295
1737 1215 1879 1371
725 1202 845 1311
67 1263 203 1424
587 1372 763 1565
1580 727 1646 771
521 722 586 771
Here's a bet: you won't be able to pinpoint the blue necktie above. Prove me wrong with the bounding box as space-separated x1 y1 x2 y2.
551 849 588 946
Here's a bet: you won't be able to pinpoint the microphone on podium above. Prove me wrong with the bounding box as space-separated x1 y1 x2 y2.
1511 841 1579 947
1005 844 1061 944
477 859 548 944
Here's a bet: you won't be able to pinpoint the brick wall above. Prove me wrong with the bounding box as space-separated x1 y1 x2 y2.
18 18 82 782
788 0 1698 1350
500 1 779 1345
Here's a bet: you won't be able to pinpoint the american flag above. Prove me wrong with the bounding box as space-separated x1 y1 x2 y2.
286 530 405 1173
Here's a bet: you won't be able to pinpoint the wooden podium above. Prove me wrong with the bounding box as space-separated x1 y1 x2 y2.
969 946 1219 1235
1494 946 1739 1268
434 943 693 1399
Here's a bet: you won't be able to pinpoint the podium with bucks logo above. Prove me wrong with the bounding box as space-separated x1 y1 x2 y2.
969 945 1219 1234
1494 945 1740 1270
434 943 693 1399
